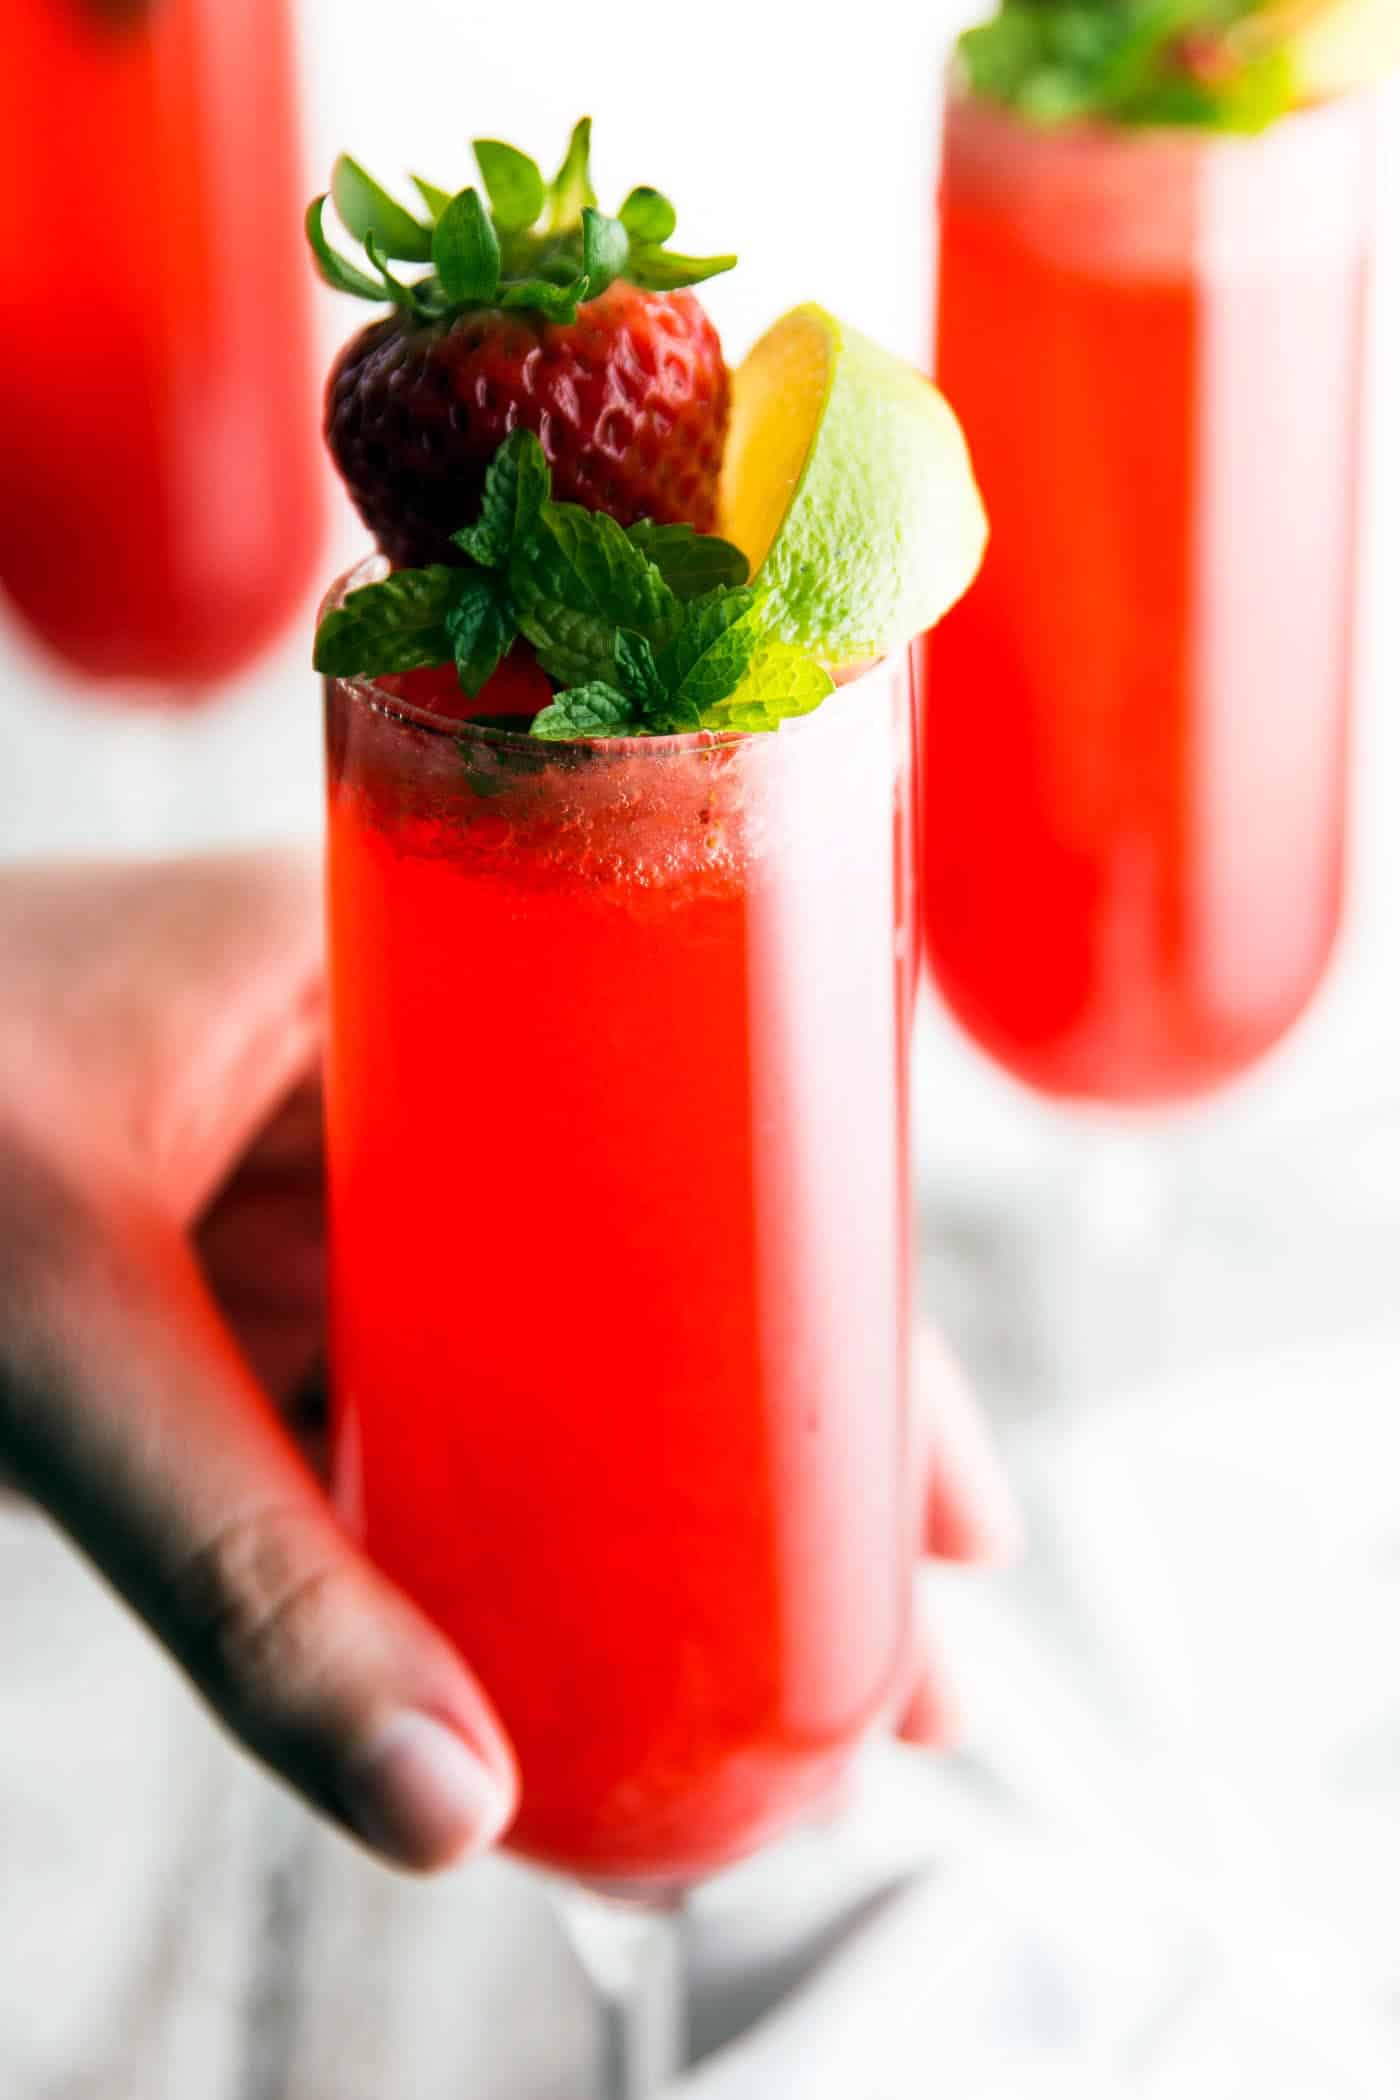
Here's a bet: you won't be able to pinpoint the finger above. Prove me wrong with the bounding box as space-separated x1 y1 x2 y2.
0 1137 517 1873
916 1328 1025 1566
195 1078 326 1409
894 1603 962 1750
0 850 324 1225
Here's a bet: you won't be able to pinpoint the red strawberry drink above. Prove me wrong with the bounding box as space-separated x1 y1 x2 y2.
326 628 916 1882
0 0 323 690
312 126 984 1887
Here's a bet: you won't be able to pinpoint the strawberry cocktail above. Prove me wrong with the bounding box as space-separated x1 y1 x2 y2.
1 0 322 690
922 8 1375 1105
327 626 916 1880
311 123 984 1887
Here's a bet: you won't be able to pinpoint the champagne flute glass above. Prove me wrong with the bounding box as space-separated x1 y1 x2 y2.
323 571 917 2096
0 0 324 699
921 79 1373 1393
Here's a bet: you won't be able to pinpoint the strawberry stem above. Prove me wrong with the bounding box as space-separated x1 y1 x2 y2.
307 118 737 324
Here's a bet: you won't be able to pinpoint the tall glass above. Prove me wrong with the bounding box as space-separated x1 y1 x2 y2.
0 0 324 694
923 88 1372 1106
323 568 915 2088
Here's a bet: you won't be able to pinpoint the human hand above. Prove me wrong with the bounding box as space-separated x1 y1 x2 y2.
0 850 1018 1872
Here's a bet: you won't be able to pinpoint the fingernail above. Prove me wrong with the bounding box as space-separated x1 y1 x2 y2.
342 1712 514 1870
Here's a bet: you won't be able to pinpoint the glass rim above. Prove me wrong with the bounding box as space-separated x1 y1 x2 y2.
320 556 895 756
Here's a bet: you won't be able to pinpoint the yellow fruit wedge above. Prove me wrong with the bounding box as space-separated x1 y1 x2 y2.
719 305 987 677
1258 0 1400 98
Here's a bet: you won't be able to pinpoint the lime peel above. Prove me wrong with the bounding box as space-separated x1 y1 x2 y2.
720 305 988 675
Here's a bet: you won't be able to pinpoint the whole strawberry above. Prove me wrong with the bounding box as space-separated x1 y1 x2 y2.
308 121 735 568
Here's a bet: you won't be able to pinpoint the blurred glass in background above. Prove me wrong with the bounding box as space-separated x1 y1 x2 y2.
920 54 1378 1405
0 0 324 698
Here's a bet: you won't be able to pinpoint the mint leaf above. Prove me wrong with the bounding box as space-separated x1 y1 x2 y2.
445 574 516 696
582 207 629 298
511 503 680 686
619 186 677 244
548 117 597 232
433 188 501 304
626 244 737 291
960 1 1295 134
657 588 758 708
454 429 551 570
531 682 642 740
700 641 835 732
411 175 453 223
313 567 460 676
473 139 547 233
305 196 402 305
625 521 749 598
614 629 667 708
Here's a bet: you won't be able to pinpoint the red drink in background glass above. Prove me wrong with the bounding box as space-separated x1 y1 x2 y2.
0 0 323 692
324 591 915 1886
923 92 1372 1104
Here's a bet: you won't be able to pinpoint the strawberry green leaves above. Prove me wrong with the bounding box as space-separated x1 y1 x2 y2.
431 188 501 305
581 207 630 300
313 432 834 738
332 155 433 261
619 187 677 245
473 139 547 234
411 175 453 223
305 197 405 307
306 117 737 323
547 118 599 233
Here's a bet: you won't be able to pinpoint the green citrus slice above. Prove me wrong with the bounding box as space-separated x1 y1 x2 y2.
718 303 987 676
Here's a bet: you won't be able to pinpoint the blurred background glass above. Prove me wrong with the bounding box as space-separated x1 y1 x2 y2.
0 0 325 699
1 0 1398 2091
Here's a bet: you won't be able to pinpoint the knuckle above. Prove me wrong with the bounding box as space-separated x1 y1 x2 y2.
175 1501 353 1717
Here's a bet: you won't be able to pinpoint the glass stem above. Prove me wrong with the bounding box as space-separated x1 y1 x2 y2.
1038 1117 1171 1405
554 1884 687 2100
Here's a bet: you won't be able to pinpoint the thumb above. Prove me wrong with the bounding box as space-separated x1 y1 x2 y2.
0 1138 517 1872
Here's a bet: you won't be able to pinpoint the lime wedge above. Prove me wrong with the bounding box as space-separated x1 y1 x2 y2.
718 304 986 676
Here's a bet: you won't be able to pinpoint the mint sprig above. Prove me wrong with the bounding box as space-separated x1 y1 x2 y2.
314 431 837 739
960 0 1295 133
306 117 737 327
